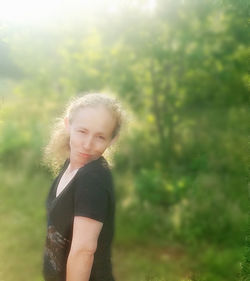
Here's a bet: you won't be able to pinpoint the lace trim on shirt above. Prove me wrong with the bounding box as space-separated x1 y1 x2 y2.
44 225 70 273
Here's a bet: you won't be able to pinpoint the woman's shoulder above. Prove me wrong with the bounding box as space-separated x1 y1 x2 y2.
78 156 112 180
74 157 113 191
86 156 110 171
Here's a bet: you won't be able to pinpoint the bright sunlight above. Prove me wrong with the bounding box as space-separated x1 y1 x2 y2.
0 0 157 24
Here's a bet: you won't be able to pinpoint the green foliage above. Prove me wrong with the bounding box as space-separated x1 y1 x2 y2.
134 168 192 208
0 0 248 280
179 173 246 246
134 169 170 207
240 206 250 281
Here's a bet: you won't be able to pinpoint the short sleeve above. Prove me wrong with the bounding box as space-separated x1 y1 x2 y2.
74 171 108 223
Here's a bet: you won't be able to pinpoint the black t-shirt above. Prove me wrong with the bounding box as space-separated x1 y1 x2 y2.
42 156 116 281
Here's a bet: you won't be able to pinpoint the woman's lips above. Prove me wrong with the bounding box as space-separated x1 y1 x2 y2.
79 152 91 158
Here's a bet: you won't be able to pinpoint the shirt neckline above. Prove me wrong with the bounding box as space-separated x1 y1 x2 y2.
52 156 104 202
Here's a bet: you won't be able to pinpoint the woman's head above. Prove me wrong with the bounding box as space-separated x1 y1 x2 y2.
65 93 122 140
43 93 124 173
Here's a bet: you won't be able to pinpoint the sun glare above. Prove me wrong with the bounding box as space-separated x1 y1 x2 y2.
0 0 157 24
0 0 63 23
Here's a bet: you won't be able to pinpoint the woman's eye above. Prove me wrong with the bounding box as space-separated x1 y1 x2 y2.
98 136 105 140
79 130 86 134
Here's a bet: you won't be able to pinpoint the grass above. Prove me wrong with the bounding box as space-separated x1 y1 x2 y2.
0 156 245 281
111 240 243 281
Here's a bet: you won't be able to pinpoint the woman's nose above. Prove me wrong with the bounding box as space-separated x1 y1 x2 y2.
83 136 93 150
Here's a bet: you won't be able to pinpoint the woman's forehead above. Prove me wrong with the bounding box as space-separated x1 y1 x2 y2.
71 106 115 132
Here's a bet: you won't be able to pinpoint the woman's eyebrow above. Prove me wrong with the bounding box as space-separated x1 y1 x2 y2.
77 126 88 130
96 131 106 136
77 127 106 135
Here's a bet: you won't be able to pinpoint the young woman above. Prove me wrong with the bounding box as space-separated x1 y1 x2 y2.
42 93 123 281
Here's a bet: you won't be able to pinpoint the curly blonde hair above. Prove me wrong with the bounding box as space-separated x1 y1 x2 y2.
42 93 124 175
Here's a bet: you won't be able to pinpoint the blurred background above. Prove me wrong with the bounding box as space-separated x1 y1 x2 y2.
0 0 248 280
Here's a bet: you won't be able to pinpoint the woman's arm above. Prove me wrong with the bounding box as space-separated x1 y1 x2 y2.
66 216 103 281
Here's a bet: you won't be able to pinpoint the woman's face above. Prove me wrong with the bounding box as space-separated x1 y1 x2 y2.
65 105 116 167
